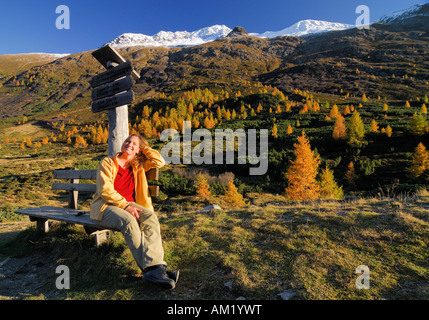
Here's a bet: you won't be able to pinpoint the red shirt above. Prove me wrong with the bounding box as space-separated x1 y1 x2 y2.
114 165 135 202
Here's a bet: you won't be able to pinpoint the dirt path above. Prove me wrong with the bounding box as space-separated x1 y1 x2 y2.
0 221 62 300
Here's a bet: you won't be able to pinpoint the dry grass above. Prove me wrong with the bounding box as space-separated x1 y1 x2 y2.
1 190 428 300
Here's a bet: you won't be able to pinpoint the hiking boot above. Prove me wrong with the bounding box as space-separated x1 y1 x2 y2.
167 269 180 283
143 265 175 289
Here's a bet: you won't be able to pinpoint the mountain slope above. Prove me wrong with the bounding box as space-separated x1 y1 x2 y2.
0 4 428 120
257 19 353 38
0 53 69 75
378 4 429 24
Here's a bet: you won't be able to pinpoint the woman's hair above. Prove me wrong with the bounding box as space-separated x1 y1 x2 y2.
121 134 149 169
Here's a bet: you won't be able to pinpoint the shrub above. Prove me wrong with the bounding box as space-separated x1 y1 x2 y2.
159 171 195 195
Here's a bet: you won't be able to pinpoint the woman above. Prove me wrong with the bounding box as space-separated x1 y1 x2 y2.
90 134 178 289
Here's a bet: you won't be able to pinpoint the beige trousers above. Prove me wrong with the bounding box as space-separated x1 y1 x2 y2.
94 202 166 271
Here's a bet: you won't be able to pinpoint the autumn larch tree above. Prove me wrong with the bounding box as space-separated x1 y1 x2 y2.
285 131 321 201
409 142 429 179
194 173 211 202
370 119 379 133
343 105 351 116
409 113 428 136
318 166 344 200
347 110 366 146
332 114 347 140
74 135 88 148
385 125 393 138
224 179 247 207
345 161 358 186
271 123 278 139
329 104 339 119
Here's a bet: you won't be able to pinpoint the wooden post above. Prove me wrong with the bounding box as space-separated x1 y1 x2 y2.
108 105 129 156
91 45 139 156
106 61 129 156
68 168 79 210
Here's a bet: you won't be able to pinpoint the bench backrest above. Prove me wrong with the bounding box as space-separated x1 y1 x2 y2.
52 168 159 209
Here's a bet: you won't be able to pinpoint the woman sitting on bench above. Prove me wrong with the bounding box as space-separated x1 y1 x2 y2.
90 134 178 289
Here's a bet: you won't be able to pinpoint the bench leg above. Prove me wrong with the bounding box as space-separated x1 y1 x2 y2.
93 230 108 247
37 219 49 232
30 217 49 233
84 226 109 247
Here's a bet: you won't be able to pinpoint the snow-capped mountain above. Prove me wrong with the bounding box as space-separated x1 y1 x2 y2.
255 19 354 38
107 19 353 48
377 4 428 24
108 25 232 48
106 4 427 49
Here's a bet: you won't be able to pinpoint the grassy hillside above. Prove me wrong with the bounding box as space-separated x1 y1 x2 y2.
1 192 428 300
0 53 69 75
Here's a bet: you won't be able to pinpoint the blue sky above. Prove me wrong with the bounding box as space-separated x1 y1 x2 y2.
0 0 427 55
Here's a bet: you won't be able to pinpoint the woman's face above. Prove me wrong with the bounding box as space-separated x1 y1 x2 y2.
122 136 140 157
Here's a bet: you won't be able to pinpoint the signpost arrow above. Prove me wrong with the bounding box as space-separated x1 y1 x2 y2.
90 61 133 88
92 90 134 113
91 76 133 102
90 44 141 156
92 45 140 80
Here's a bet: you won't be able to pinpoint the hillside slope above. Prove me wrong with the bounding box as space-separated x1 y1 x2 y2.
0 7 428 120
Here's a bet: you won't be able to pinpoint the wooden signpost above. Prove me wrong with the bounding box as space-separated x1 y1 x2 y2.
90 45 140 156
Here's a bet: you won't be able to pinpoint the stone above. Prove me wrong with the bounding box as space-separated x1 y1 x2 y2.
199 204 222 212
277 290 296 300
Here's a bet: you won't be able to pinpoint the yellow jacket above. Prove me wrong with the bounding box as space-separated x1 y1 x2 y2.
90 147 165 221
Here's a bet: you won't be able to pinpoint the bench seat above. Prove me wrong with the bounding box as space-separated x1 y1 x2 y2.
15 206 120 246
15 168 159 246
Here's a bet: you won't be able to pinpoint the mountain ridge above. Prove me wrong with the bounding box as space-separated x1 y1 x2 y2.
107 19 354 48
0 4 428 120
105 4 427 49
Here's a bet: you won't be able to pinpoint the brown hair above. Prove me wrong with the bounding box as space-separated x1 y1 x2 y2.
121 134 149 169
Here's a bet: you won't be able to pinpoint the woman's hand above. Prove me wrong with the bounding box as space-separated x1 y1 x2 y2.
125 204 142 220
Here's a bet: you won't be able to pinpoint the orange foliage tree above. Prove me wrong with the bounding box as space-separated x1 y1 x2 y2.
345 161 358 186
285 131 321 201
409 142 429 179
370 119 379 133
332 114 347 140
224 179 247 207
194 173 211 202
74 135 88 148
271 123 278 139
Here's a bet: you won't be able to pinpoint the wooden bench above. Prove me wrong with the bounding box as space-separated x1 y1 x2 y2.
15 167 160 246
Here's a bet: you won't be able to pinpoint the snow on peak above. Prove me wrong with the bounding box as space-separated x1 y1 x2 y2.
256 19 354 38
6 53 70 58
377 4 427 24
107 20 354 49
108 25 232 48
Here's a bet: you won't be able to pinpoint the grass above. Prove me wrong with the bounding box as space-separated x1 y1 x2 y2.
1 192 428 300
